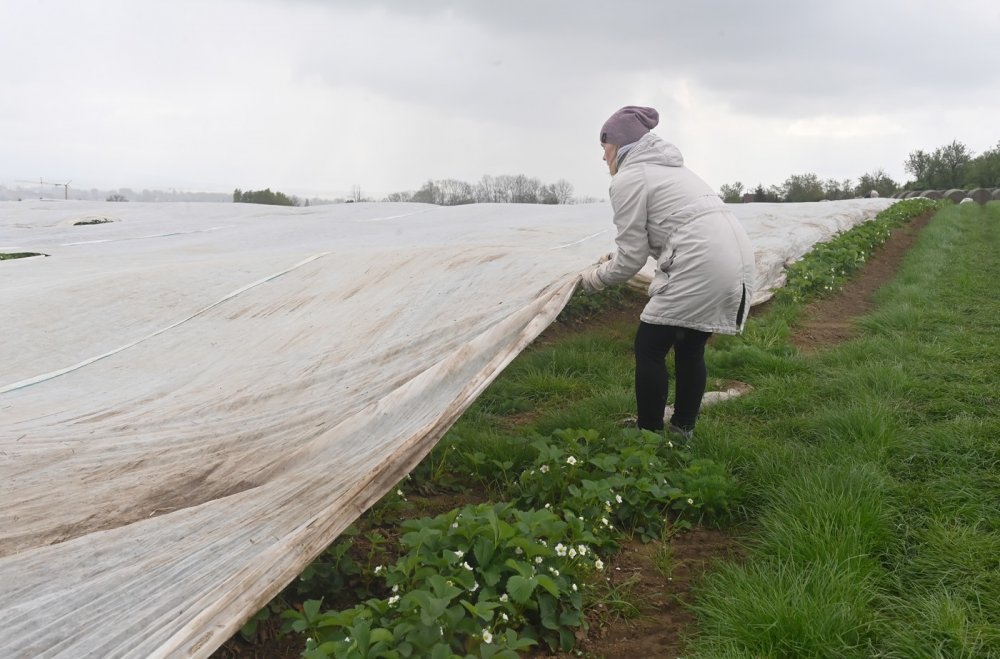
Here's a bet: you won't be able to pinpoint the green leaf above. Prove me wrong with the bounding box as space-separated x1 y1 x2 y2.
506 575 536 604
302 599 323 621
558 626 575 651
481 565 502 587
430 642 453 659
473 536 495 569
534 574 560 598
537 593 558 630
369 627 394 644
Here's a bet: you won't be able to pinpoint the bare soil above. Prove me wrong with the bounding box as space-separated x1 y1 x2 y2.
554 528 742 659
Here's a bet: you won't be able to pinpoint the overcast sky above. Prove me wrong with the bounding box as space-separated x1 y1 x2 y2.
2 0 998 201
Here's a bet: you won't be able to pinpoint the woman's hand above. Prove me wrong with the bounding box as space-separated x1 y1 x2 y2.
580 265 607 293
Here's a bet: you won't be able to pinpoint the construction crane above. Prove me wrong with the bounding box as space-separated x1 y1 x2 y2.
15 178 72 200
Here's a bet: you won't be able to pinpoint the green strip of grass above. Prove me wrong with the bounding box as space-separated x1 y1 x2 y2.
687 202 1000 657
0 252 45 260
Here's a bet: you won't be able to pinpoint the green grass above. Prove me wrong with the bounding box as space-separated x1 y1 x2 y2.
685 202 1000 657
0 252 45 260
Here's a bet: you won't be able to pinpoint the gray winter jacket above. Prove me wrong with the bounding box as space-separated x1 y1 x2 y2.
593 133 755 335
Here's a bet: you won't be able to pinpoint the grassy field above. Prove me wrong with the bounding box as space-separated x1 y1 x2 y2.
686 201 1000 657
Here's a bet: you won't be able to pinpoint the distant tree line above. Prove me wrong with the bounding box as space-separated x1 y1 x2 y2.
720 138 999 203
229 175 575 208
903 139 1000 190
233 188 300 206
383 175 575 205
720 169 902 204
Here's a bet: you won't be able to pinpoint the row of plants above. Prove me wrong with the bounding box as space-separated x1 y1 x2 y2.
230 196 941 658
282 428 737 658
776 197 939 303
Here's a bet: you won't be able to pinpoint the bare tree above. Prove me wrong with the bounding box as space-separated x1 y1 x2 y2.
436 179 475 205
551 179 574 204
510 174 541 203
475 175 502 203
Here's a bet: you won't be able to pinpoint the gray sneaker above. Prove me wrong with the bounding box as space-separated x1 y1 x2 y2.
667 423 694 443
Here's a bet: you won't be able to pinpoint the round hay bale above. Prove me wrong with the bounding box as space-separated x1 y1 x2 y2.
869 189 880 198
904 191 921 199
968 188 991 205
992 188 1000 201
923 190 944 200
944 189 967 203
959 197 975 204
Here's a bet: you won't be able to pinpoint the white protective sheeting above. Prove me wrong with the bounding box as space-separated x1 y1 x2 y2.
0 198 893 657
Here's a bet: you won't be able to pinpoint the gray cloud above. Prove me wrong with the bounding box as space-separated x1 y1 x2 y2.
2 0 998 198
296 0 1000 119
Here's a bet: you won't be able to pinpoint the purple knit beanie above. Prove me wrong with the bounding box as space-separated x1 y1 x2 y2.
600 106 659 145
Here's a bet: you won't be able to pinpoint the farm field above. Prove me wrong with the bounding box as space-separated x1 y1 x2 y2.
217 199 998 657
0 198 898 658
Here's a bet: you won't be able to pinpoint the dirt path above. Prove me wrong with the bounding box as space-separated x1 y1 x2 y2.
791 210 935 350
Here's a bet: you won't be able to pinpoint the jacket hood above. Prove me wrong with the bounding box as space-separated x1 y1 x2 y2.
618 132 684 169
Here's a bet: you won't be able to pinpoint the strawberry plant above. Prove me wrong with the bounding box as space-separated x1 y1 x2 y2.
284 503 603 656
513 428 735 543
777 198 940 303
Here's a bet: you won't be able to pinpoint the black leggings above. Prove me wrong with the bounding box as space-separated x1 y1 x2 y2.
634 322 712 432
